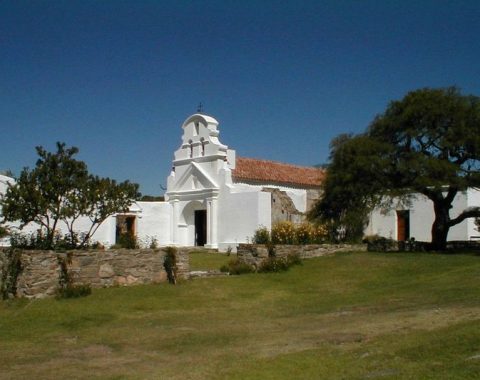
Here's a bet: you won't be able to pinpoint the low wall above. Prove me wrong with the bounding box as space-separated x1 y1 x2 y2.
237 243 366 268
0 248 190 299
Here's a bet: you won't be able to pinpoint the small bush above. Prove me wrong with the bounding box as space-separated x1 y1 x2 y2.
271 221 297 244
253 226 270 244
258 257 290 272
258 253 302 273
221 258 254 275
164 247 178 284
0 226 9 239
0 249 23 300
311 224 329 244
56 284 92 299
9 230 91 251
295 223 314 244
286 253 302 266
364 235 398 252
149 237 159 249
266 242 276 257
117 233 138 249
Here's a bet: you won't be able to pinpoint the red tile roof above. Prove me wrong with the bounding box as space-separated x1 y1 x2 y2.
232 157 325 188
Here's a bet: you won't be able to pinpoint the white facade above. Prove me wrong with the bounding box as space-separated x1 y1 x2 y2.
165 114 272 250
3 115 479 249
2 114 310 250
366 189 480 242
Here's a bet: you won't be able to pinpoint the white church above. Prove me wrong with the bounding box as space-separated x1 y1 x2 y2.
0 113 324 250
1 113 479 249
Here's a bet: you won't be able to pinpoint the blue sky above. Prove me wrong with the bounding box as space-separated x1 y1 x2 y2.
1 0 479 195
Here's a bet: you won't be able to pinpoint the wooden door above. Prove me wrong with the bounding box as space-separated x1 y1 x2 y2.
396 210 410 241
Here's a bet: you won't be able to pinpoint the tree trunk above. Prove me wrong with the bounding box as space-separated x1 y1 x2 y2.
431 201 451 251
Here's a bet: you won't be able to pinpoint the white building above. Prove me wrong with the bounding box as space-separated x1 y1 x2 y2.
0 114 324 250
366 189 480 242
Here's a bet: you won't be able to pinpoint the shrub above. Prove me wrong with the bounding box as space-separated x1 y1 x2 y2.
364 235 398 252
0 249 23 300
295 223 314 244
312 224 329 243
253 226 270 244
9 230 92 251
0 226 9 239
258 257 290 272
164 247 178 284
149 237 159 249
258 253 302 273
271 221 296 244
117 233 138 249
285 252 302 266
56 284 92 299
220 258 254 275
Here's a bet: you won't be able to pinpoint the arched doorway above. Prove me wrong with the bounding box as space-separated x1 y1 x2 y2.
180 200 207 246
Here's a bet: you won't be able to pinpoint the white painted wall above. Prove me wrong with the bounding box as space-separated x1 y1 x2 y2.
467 188 480 239
136 201 172 246
217 186 271 250
232 182 307 212
367 190 477 242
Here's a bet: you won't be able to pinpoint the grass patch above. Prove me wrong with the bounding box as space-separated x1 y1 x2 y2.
189 250 231 271
1 251 480 379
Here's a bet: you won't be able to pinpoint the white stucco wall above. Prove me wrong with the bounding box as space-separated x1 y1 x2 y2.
367 190 475 242
467 188 480 239
217 188 271 249
230 182 307 212
135 201 172 246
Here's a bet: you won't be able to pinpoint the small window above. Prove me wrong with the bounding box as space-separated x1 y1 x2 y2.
194 122 200 136
200 138 205 156
188 140 193 158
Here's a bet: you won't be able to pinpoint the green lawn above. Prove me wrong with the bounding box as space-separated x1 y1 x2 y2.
1 251 480 379
188 250 231 271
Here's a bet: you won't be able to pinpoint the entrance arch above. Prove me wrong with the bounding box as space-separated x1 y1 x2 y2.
180 200 207 246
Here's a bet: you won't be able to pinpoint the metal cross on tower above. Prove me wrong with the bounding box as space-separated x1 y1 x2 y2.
197 102 204 113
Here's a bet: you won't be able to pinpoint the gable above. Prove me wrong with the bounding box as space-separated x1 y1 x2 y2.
169 162 218 192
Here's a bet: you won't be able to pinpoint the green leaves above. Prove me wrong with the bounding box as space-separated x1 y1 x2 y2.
0 142 139 249
311 87 480 247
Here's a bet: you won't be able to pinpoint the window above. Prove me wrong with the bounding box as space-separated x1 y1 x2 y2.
188 140 193 158
200 138 205 156
194 122 199 136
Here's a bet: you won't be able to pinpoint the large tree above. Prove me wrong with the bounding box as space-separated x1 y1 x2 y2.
310 87 480 250
0 142 139 249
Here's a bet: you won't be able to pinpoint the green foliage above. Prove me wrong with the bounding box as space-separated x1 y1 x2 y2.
310 87 480 248
252 222 329 246
0 226 9 239
137 195 165 201
0 142 139 249
0 249 23 299
271 221 297 244
117 233 138 249
220 258 254 275
257 253 302 273
9 230 84 251
56 284 92 299
252 226 270 244
363 235 398 252
149 237 159 249
164 247 178 284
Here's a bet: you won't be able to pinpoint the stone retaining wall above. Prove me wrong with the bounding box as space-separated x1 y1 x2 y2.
0 247 190 299
237 243 366 268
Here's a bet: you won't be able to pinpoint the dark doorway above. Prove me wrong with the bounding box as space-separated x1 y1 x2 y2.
396 210 410 241
116 215 136 244
195 210 207 246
